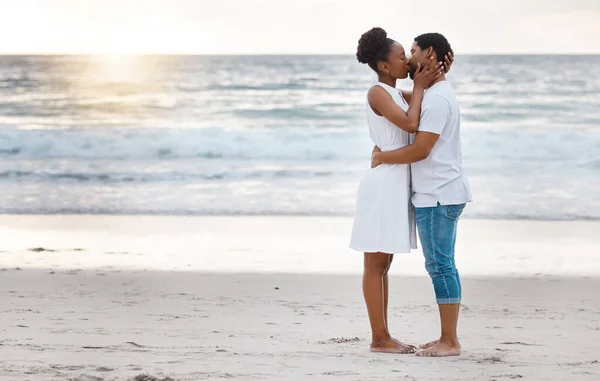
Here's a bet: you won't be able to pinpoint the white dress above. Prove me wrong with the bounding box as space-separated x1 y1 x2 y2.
349 82 417 254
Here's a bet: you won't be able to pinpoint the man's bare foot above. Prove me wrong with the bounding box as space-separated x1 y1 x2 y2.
416 341 461 357
419 339 439 349
371 338 416 354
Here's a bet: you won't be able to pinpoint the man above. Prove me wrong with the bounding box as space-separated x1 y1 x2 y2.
371 33 472 357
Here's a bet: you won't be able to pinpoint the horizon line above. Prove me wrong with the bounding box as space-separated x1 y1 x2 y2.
0 52 599 56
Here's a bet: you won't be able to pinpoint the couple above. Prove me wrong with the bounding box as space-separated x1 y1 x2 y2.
350 28 472 357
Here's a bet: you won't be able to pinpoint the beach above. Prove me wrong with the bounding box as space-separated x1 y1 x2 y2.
1 215 599 380
1 3 599 378
0 7 598 380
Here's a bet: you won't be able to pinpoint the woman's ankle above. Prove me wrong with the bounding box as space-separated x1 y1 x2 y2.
371 333 392 345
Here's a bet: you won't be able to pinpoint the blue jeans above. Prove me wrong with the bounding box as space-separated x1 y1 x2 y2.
415 203 466 305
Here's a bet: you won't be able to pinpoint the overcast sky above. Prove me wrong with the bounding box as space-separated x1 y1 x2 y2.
0 0 598 54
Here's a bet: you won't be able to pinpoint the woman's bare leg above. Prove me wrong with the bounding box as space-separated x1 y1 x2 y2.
383 254 392 326
363 252 415 353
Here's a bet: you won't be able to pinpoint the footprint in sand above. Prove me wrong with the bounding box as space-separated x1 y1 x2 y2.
317 337 362 344
125 341 145 348
476 356 503 364
317 371 360 376
51 365 86 371
132 375 176 381
73 375 104 381
491 375 523 379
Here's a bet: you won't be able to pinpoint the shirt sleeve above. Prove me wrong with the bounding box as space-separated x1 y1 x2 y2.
418 94 451 135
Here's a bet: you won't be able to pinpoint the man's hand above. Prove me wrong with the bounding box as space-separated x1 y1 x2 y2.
371 146 382 168
444 50 454 73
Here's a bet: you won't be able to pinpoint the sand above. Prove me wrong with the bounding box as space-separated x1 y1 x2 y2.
1 215 600 380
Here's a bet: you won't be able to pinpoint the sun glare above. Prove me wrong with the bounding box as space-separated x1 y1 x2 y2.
85 55 163 86
95 55 139 83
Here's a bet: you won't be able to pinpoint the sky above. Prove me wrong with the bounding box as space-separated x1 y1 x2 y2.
0 0 598 54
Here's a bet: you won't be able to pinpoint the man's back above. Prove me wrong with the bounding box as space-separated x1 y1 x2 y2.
411 80 472 207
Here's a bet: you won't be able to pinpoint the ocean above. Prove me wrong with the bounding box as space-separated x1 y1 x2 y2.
0 55 598 220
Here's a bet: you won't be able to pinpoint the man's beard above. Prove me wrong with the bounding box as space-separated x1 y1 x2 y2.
408 63 417 80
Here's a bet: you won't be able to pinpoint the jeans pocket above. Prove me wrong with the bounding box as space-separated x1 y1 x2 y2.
445 204 466 219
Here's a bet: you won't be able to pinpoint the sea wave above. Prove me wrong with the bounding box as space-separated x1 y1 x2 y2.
0 126 366 160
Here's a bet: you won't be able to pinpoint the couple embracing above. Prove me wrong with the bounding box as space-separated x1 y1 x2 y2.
350 28 472 357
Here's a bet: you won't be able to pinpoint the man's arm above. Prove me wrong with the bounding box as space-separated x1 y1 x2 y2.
372 132 439 165
371 93 451 167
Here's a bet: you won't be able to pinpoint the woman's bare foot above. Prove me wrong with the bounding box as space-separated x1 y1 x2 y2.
416 341 461 357
419 339 439 349
392 338 417 351
371 338 416 354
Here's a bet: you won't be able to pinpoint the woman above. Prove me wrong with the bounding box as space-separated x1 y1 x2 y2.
349 27 447 353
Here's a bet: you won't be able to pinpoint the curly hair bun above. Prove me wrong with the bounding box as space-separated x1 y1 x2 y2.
356 27 387 64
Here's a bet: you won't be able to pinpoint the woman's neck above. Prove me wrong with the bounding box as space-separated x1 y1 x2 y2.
377 76 396 88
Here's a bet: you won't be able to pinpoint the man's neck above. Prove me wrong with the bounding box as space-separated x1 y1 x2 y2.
429 74 446 88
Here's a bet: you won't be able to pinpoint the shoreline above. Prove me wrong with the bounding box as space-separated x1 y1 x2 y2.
1 215 599 276
2 212 600 222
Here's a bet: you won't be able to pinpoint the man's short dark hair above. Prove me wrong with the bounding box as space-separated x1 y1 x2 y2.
414 33 452 64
